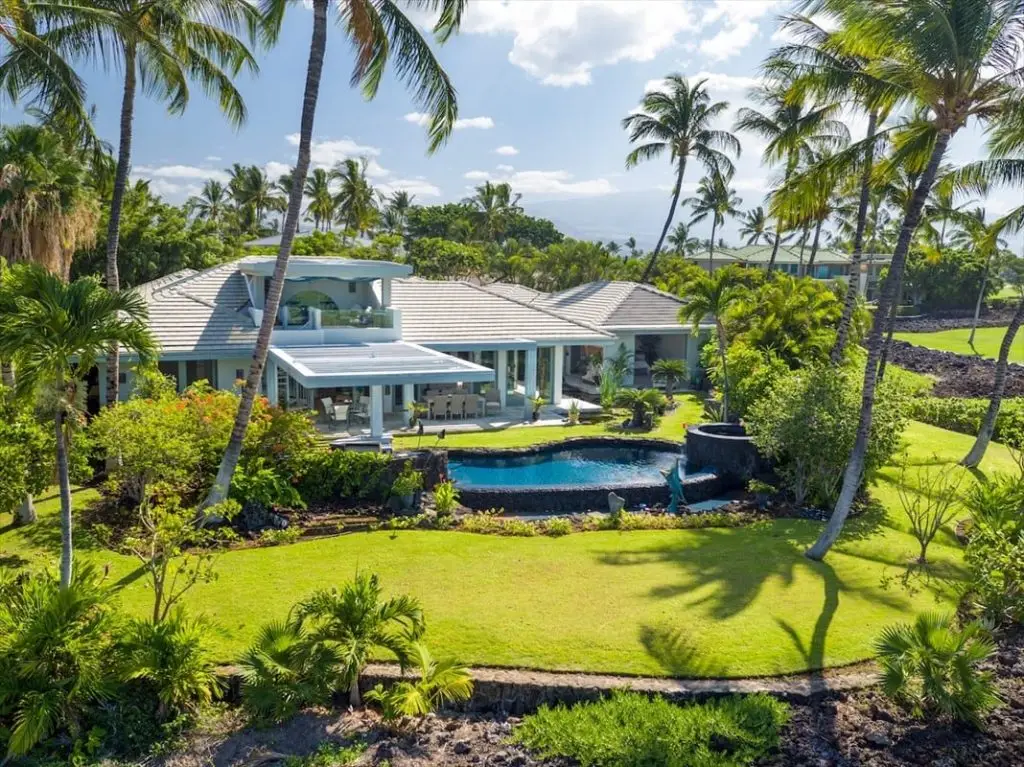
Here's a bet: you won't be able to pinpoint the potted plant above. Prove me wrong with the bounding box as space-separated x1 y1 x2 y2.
530 394 546 422
566 399 581 426
391 462 424 512
406 401 428 429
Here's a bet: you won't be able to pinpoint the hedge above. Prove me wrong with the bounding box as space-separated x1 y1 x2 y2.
295 449 392 504
907 396 1024 447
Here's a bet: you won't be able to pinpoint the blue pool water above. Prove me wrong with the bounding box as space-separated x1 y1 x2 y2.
449 445 681 489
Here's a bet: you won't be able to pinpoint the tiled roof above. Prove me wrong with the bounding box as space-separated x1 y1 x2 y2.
479 281 545 304
534 281 687 330
392 278 612 344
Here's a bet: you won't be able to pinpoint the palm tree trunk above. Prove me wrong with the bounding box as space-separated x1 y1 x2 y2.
807 130 951 562
1 360 13 388
806 219 823 276
797 224 808 277
708 218 718 272
16 494 36 526
349 676 362 707
968 251 993 350
962 295 1024 467
55 372 73 589
203 0 329 508
716 319 729 422
105 45 137 406
832 111 878 364
641 160 686 282
767 227 782 272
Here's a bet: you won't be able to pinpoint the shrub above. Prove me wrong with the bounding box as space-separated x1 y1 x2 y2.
963 473 1024 625
365 642 473 725
0 387 53 522
747 365 908 508
458 512 537 536
893 453 963 564
120 610 220 719
283 741 368 767
295 449 391 504
258 526 302 546
703 342 789 420
0 566 121 757
231 460 306 510
539 517 573 537
876 613 1002 727
390 462 424 498
433 480 459 516
511 691 789 767
614 387 667 429
907 397 1024 446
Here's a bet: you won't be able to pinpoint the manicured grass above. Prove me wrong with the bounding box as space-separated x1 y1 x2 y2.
1 419 1012 679
894 326 1023 363
393 394 704 450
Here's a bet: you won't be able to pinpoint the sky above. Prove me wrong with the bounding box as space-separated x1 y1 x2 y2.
8 0 1016 249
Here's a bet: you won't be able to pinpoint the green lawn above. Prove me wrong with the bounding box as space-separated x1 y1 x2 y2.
1 419 1011 679
393 394 704 450
895 326 1023 363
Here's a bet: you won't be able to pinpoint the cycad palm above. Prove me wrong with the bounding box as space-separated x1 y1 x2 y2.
0 264 154 588
205 0 465 508
623 75 740 281
684 167 741 270
677 268 748 421
295 571 424 706
1 0 259 403
0 123 99 280
805 0 1024 560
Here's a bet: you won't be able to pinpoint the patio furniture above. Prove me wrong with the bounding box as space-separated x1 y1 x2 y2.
333 403 350 425
464 395 479 418
448 394 465 420
351 402 370 426
320 397 339 425
484 389 501 415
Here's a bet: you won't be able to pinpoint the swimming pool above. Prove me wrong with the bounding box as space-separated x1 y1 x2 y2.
449 443 681 489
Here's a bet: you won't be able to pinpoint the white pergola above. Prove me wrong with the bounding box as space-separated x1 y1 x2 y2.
268 342 495 437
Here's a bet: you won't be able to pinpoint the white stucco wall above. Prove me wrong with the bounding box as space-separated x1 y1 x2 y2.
280 278 377 311
217 358 254 390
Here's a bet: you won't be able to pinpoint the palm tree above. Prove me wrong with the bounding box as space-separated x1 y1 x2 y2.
666 221 699 256
381 189 414 235
623 75 740 281
365 641 473 719
186 180 229 225
651 358 687 399
947 209 1009 349
204 0 465 508
0 123 99 280
738 206 772 245
684 167 741 270
229 165 283 234
2 0 258 405
624 236 639 258
677 268 748 421
303 168 335 232
605 240 621 257
295 572 424 706
0 264 154 588
463 181 521 241
613 387 666 429
806 0 1024 561
332 157 379 240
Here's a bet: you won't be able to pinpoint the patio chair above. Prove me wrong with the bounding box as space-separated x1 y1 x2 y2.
464 395 479 418
351 402 370 427
484 389 502 415
320 397 338 424
426 397 440 420
448 394 465 420
333 403 350 426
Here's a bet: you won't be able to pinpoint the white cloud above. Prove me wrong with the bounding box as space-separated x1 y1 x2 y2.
136 178 201 200
403 112 495 130
264 161 292 181
465 167 617 198
496 164 515 172
134 164 229 182
495 145 519 156
377 177 442 198
285 133 381 169
644 70 761 96
699 21 760 61
205 155 222 162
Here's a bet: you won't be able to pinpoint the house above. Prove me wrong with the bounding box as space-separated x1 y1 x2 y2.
687 244 891 299
107 257 710 437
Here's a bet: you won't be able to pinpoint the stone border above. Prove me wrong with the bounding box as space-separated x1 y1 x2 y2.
357 662 879 713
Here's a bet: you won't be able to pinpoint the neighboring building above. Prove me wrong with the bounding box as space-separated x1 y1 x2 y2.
686 244 891 299
109 257 711 436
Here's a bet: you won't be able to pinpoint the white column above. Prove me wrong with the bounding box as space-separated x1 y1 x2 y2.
523 347 537 419
266 359 278 406
496 350 508 410
402 383 414 427
552 344 564 404
858 268 868 297
370 384 384 437
177 360 187 392
381 278 392 307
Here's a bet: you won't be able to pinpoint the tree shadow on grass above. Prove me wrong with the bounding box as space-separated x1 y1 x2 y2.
7 512 107 555
638 624 726 678
775 561 841 673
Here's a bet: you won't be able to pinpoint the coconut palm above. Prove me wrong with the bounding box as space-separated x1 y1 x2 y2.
332 157 379 240
1 0 259 404
805 0 1024 561
381 189 414 235
229 164 283 234
186 179 229 225
666 221 699 256
303 168 335 232
738 206 773 246
678 268 748 421
735 82 847 272
684 167 741 270
623 75 740 281
463 181 521 241
947 209 1010 349
0 123 99 280
651 358 687 399
295 572 424 706
0 264 154 588
204 0 465 508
